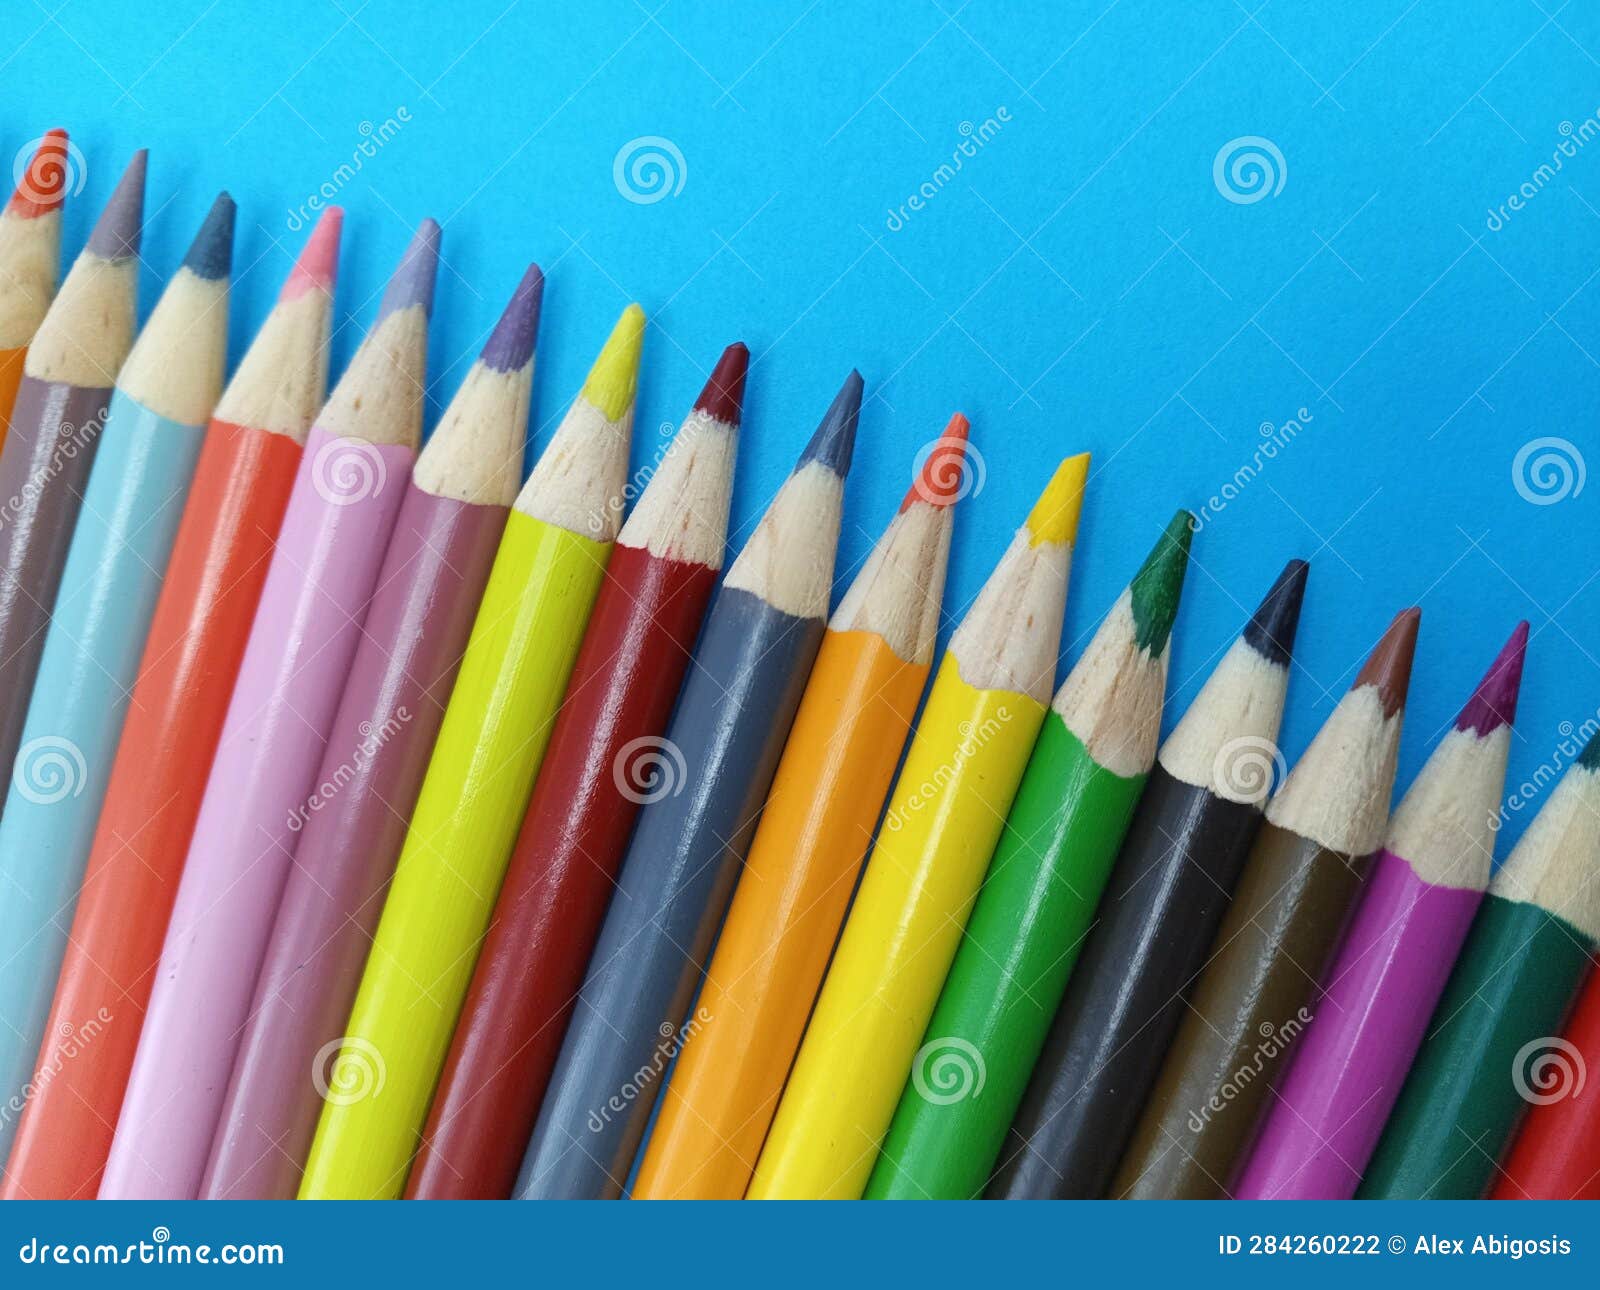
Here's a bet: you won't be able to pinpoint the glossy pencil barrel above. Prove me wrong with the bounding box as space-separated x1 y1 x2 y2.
409 543 717 1199
202 486 508 1199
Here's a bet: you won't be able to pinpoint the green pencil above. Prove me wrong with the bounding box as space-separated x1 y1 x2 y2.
1359 729 1600 1199
865 510 1193 1200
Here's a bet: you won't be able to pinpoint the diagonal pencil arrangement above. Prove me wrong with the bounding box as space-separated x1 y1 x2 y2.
0 141 1589 1204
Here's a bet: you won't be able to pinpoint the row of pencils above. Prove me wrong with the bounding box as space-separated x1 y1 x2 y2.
0 138 1592 1203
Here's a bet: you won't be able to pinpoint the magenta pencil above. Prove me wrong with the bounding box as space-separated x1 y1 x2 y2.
1236 622 1528 1200
200 266 541 1200
100 222 440 1200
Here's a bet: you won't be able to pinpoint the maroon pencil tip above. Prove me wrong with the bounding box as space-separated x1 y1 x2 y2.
1353 606 1421 718
1455 620 1529 736
692 342 748 425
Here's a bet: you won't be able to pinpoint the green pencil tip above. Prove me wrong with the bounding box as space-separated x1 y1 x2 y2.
1128 509 1194 654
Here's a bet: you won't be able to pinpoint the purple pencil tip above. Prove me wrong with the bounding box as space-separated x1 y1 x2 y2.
479 263 543 373
1455 620 1529 736
85 149 148 261
377 218 441 323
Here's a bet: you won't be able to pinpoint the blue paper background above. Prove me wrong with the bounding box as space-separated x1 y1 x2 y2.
3 0 1597 848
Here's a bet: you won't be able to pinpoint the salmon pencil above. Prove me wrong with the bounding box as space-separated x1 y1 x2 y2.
0 211 341 1200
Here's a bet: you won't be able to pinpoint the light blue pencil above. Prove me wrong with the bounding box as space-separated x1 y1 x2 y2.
0 193 234 1149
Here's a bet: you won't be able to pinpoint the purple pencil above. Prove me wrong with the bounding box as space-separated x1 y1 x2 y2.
200 266 542 1200
100 221 441 1200
1236 621 1529 1200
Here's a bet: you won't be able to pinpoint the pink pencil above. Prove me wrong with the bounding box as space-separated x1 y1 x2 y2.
1236 621 1528 1200
100 221 440 1200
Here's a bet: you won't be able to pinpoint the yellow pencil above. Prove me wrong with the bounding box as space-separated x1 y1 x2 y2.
748 453 1088 1200
299 304 644 1199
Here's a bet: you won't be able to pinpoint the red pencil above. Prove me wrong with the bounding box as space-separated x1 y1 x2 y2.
0 130 69 447
0 210 342 1200
1493 960 1600 1199
405 343 747 1198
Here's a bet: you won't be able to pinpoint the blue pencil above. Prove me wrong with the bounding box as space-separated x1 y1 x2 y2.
0 193 234 1149
515 372 861 1199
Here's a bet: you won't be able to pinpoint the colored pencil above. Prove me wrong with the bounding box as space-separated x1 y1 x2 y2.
1114 607 1420 1199
1238 623 1529 1200
299 303 644 1200
1363 728 1600 1198
408 343 746 1200
748 454 1088 1201
1494 954 1600 1200
982 561 1307 1199
99 221 438 1200
905 520 1199 1200
0 193 233 1163
0 151 145 811
515 372 860 1201
634 418 968 1202
0 131 69 446
0 211 341 1201
871 512 1195 1201
200 266 544 1200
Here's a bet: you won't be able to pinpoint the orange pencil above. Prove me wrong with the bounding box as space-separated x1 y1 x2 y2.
633 419 970 1200
0 131 69 447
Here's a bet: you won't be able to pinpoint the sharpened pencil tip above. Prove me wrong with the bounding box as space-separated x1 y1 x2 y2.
581 303 645 422
1026 452 1090 547
282 207 343 300
7 129 70 218
480 263 543 373
86 149 147 261
1456 620 1529 736
693 342 748 426
378 218 441 323
796 369 862 477
1353 607 1421 718
181 192 236 281
901 413 970 511
1579 726 1600 771
1243 559 1309 667
1129 509 1194 654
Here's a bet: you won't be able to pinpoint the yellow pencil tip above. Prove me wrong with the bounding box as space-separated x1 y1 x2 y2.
581 302 646 421
1025 452 1090 546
